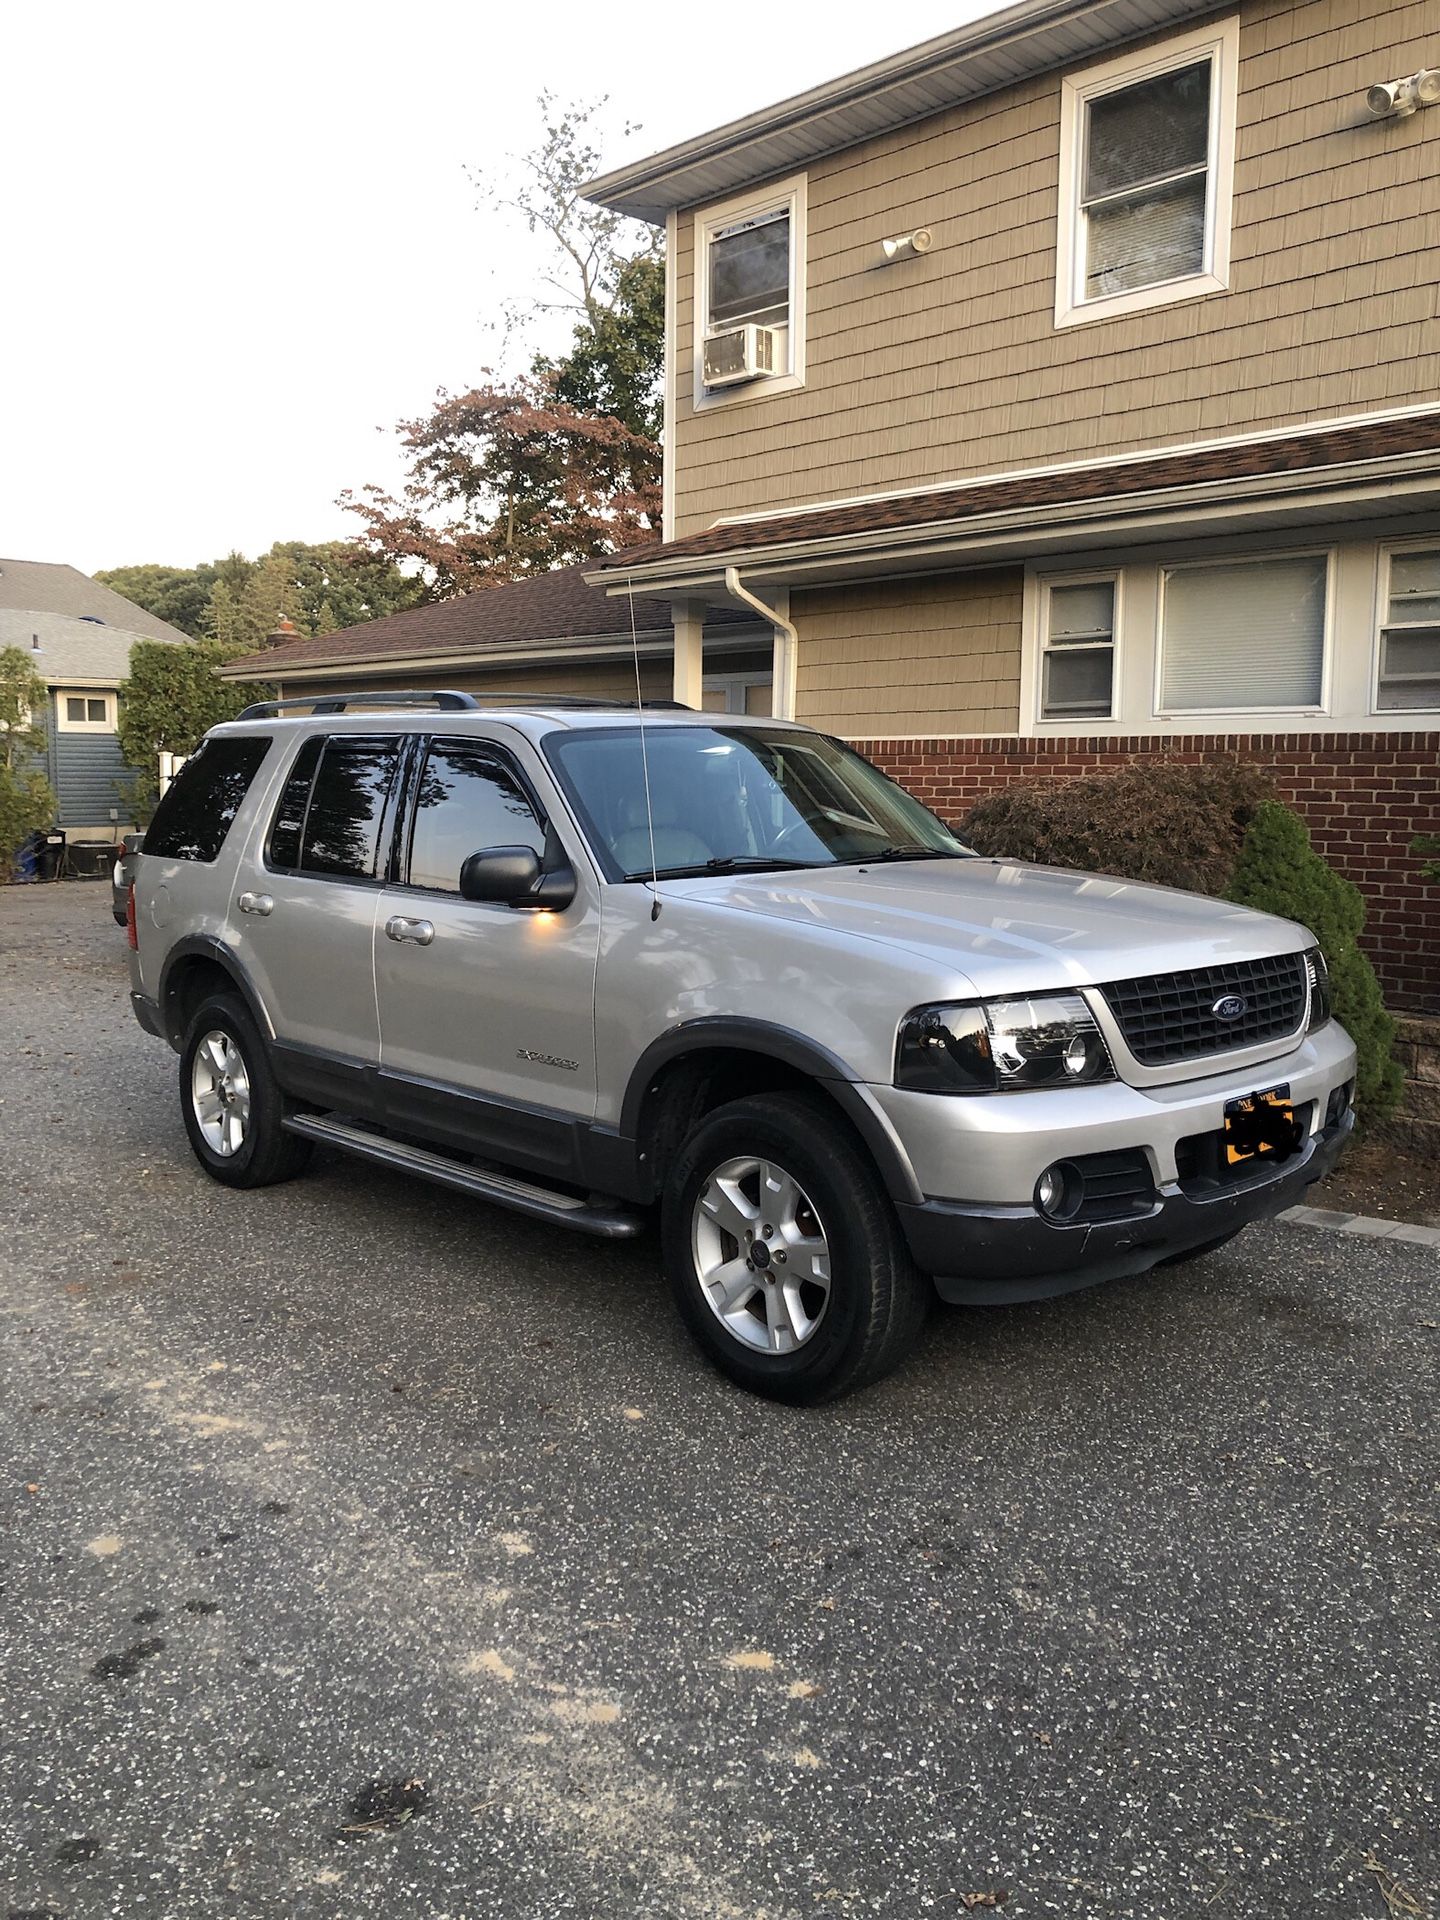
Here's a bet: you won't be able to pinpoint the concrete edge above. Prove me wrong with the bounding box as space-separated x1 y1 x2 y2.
1279 1204 1440 1248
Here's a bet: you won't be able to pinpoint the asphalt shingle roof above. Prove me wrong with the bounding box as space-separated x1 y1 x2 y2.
225 562 753 674
598 414 1440 569
0 559 190 643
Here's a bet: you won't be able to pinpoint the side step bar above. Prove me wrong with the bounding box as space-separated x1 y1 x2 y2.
283 1114 644 1240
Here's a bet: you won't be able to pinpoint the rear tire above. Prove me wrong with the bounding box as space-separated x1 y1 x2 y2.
661 1091 929 1403
179 992 312 1189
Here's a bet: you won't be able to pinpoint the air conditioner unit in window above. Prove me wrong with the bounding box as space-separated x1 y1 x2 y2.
703 324 780 388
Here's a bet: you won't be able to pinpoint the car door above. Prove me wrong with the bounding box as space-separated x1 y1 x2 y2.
373 731 602 1174
238 730 404 1098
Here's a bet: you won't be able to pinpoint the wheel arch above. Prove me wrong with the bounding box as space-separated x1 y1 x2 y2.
158 937 274 1051
620 1019 922 1206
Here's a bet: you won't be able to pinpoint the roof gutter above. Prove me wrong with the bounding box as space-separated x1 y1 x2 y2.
597 449 1440 597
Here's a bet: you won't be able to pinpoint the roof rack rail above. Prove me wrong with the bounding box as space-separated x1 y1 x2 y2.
234 690 480 721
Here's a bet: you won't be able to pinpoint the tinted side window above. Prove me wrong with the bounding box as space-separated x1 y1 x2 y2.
298 737 401 880
266 736 323 869
407 740 546 893
145 734 271 863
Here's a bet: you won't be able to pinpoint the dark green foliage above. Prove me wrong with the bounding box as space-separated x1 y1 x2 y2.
959 759 1273 898
1227 802 1401 1121
1411 833 1440 883
117 640 275 783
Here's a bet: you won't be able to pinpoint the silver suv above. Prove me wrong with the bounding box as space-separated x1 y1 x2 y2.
127 692 1356 1401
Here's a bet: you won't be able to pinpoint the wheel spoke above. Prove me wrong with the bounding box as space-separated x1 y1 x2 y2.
787 1235 830 1288
758 1162 803 1232
706 1256 761 1317
202 1035 228 1077
775 1280 813 1348
700 1176 758 1245
194 1088 224 1124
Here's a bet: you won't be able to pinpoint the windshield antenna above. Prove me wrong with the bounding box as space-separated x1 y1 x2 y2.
626 571 662 921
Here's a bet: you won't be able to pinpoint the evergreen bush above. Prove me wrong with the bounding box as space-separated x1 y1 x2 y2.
1226 801 1401 1122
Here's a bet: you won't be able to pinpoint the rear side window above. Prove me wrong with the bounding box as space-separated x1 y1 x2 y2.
290 736 401 879
266 736 323 869
144 734 271 863
407 739 546 893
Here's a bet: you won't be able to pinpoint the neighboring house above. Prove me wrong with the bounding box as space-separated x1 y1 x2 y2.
0 558 188 840
580 0 1440 1009
217 563 773 713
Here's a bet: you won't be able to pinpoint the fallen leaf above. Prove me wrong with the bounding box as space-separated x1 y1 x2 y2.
724 1650 775 1671
817 1597 836 1612
959 1894 1007 1911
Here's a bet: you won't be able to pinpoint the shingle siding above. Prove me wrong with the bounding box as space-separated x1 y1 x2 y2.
671 0 1440 535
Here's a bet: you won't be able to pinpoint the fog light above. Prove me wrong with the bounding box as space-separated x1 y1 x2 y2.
1036 1162 1083 1220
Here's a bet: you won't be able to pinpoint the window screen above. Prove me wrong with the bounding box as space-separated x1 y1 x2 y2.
266 735 324 869
298 737 401 879
709 209 790 329
1042 581 1115 720
407 740 546 893
1083 59 1211 297
144 734 271 864
1161 557 1326 713
1378 549 1440 711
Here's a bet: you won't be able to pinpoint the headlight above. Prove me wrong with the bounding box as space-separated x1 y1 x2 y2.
895 993 1115 1094
1305 947 1332 1030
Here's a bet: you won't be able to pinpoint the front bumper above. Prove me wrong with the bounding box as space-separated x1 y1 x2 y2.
898 1107 1351 1302
882 1021 1357 1304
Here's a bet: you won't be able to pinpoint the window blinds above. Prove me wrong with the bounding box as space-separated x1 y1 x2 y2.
1161 557 1326 712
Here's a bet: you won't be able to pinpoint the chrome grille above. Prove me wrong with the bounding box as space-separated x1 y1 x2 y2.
1100 952 1308 1066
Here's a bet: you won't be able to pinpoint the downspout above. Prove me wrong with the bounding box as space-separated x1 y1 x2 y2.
723 566 798 721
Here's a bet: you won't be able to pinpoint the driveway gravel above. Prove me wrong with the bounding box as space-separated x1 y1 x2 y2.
0 883 1435 1919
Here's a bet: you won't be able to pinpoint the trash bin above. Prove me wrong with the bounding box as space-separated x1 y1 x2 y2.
69 840 117 880
38 830 66 880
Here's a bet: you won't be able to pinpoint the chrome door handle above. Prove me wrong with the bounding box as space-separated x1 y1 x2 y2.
237 891 273 916
385 915 435 946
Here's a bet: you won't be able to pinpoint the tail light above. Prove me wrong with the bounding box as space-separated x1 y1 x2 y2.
126 882 138 951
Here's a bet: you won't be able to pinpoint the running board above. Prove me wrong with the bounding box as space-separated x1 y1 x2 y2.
283 1114 644 1240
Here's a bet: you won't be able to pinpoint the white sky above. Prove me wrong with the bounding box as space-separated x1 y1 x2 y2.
1 0 1002 575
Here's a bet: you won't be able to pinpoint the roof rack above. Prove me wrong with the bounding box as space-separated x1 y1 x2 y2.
234 689 693 721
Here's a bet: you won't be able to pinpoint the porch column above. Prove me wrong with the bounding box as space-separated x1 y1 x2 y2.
671 599 705 708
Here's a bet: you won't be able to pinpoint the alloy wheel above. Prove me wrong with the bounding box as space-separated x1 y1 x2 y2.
190 1030 252 1158
691 1155 832 1354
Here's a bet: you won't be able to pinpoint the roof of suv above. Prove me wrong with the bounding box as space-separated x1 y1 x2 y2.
211 698 812 742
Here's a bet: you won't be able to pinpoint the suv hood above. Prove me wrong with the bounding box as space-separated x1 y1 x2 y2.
677 857 1310 995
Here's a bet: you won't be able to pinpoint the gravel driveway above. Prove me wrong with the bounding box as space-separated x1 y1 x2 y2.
1 884 1435 1919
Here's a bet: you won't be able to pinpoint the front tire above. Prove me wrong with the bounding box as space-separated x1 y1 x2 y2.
661 1091 929 1403
179 993 312 1189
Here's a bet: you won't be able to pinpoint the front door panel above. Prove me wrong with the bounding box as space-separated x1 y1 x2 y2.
374 735 601 1144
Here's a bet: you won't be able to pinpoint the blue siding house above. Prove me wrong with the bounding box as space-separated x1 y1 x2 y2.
1 559 188 839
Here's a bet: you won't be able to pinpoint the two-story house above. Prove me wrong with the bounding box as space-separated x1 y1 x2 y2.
582 0 1440 1010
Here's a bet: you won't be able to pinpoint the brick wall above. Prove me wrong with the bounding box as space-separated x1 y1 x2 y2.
854 731 1440 1012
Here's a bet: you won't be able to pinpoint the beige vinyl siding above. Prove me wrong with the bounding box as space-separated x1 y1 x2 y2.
793 571 1023 734
672 0 1440 535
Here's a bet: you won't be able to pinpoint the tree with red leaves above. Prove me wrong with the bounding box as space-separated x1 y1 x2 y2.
343 100 663 598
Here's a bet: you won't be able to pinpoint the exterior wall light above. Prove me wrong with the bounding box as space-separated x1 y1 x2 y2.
880 228 933 263
1366 70 1440 117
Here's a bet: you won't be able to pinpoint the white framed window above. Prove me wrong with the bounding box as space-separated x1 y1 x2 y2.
1038 576 1118 722
56 688 117 732
1157 553 1331 717
693 175 806 408
1055 17 1239 330
1375 544 1440 712
702 671 772 717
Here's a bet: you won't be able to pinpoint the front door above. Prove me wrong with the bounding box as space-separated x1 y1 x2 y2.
373 732 601 1174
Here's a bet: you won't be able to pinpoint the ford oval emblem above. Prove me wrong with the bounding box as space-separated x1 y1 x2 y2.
1212 994 1248 1020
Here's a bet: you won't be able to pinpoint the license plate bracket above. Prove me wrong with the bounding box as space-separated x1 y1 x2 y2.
1223 1084 1301 1170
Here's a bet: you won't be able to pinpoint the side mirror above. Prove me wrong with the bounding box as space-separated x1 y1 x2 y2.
458 845 575 911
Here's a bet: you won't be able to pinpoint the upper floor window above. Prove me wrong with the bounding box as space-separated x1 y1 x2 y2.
694 176 806 406
1376 546 1440 712
57 688 116 732
1056 19 1239 330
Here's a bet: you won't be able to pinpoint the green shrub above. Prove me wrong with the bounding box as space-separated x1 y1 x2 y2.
1226 801 1401 1122
959 759 1272 897
0 766 57 877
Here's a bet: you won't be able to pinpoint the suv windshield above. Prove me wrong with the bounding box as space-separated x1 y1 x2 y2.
544 724 968 881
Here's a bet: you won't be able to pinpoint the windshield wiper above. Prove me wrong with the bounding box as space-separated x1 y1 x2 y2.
840 845 967 864
623 855 815 881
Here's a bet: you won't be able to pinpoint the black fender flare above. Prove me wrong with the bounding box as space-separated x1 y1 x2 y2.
156 935 275 1050
618 1016 923 1205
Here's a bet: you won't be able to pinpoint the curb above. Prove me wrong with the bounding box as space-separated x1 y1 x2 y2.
1279 1205 1440 1249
